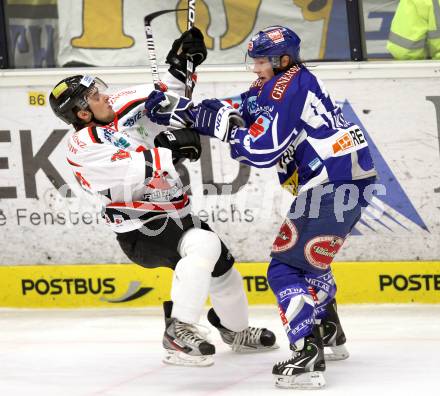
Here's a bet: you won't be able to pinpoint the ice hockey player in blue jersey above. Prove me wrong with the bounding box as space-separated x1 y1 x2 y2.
144 25 378 389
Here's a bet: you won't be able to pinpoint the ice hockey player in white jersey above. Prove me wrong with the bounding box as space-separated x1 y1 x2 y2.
49 27 277 367
145 26 378 387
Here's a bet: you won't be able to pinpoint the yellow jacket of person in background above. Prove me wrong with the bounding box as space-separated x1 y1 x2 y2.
387 0 440 59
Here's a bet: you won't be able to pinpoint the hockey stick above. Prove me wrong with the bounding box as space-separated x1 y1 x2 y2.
184 0 196 99
144 9 186 92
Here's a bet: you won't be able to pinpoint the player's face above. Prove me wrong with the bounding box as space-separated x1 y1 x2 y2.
248 57 274 83
86 86 115 123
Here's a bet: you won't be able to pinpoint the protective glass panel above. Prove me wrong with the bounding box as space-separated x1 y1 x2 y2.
3 0 58 68
362 0 399 60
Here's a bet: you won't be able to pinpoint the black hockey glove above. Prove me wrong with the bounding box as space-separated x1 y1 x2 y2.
166 27 207 83
154 128 201 162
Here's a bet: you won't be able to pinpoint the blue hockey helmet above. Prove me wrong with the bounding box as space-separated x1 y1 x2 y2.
247 26 301 68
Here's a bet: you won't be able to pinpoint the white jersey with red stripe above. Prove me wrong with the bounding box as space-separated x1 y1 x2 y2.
66 73 191 233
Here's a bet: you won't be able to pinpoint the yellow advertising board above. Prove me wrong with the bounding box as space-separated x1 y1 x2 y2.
1 262 439 308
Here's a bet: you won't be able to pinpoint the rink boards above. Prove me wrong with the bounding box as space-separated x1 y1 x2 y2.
0 62 440 267
0 261 439 308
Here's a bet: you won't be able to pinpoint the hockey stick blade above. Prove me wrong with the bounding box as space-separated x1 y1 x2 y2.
144 9 187 26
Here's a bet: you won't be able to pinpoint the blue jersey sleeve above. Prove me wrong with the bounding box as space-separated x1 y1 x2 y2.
228 83 307 168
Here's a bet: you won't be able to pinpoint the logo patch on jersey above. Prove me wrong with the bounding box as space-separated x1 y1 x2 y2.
304 235 344 270
102 128 115 142
246 96 275 118
123 110 144 127
116 138 129 148
144 173 181 202
111 149 131 162
102 128 130 149
136 125 148 138
272 219 298 252
308 157 322 171
74 171 91 189
266 28 284 43
271 65 301 100
247 96 258 114
224 98 241 110
332 128 366 155
282 169 299 196
279 287 306 300
249 114 270 140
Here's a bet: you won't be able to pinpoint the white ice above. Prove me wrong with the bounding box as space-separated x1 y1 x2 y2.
1 304 439 396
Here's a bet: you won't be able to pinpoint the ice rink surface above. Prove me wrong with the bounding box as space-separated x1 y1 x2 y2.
1 304 439 396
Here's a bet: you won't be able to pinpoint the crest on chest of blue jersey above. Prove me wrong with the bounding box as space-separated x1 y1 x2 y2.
246 95 275 118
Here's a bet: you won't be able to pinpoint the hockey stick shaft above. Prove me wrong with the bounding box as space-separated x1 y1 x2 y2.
144 9 186 91
184 0 196 98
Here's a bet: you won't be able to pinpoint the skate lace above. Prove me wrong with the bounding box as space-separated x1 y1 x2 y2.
231 326 263 351
277 351 301 366
175 321 211 346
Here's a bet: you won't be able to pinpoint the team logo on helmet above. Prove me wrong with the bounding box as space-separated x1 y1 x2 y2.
266 28 284 43
248 41 253 51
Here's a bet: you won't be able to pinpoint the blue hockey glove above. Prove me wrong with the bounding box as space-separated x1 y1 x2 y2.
144 90 195 129
193 99 244 141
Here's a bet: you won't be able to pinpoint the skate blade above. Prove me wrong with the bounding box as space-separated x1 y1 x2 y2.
325 344 350 361
274 371 325 389
231 342 280 353
163 350 214 367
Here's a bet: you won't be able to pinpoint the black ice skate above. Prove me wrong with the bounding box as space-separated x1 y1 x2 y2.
207 308 279 352
162 301 215 367
320 299 349 361
272 327 326 389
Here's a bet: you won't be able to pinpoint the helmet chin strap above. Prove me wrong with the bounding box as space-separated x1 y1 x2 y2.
269 56 284 76
272 55 296 75
269 56 281 69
